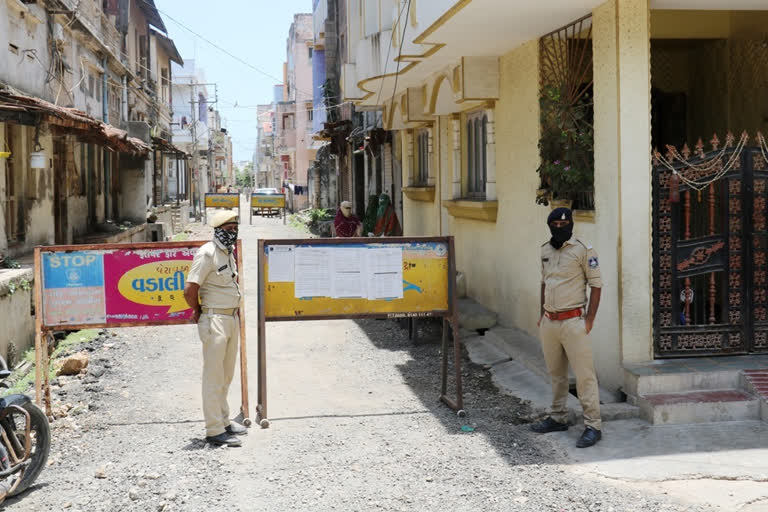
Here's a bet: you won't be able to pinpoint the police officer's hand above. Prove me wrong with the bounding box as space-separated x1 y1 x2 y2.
192 308 201 324
537 315 543 328
585 316 595 334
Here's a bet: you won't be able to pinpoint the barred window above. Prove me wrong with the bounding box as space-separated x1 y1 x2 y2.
466 111 487 199
415 129 429 186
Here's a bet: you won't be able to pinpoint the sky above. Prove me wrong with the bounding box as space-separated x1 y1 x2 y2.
155 0 313 164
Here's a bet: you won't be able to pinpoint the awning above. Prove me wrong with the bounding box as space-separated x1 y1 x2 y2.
151 136 187 156
0 89 150 155
150 28 183 65
139 0 167 33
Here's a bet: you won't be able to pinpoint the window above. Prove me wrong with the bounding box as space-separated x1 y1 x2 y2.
308 47 313 60
466 111 487 199
306 102 313 122
88 74 95 98
415 129 429 186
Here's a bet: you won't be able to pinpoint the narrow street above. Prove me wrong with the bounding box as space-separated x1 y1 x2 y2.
4 213 714 512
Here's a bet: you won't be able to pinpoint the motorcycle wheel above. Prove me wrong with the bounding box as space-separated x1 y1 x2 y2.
6 401 50 497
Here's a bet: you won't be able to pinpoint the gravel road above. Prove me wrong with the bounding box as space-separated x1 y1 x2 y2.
3 212 718 512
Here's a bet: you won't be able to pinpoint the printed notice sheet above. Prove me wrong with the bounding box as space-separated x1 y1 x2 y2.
330 248 366 298
366 247 403 300
268 246 295 282
294 247 331 297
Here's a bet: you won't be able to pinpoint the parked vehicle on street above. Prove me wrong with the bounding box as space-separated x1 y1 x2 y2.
0 356 50 503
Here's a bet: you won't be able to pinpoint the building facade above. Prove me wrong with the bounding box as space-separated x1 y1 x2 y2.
0 0 183 362
341 0 768 402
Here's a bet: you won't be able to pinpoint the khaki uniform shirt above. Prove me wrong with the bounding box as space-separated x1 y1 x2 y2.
187 241 241 309
541 238 602 313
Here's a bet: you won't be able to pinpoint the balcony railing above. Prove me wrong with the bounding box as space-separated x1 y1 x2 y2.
60 0 123 64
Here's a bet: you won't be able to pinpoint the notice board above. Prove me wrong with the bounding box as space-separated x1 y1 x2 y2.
39 241 209 329
260 238 452 320
254 236 461 428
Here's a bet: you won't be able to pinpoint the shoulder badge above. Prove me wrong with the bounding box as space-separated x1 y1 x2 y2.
588 256 599 269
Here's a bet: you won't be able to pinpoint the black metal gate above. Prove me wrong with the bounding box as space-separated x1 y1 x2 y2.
653 137 768 356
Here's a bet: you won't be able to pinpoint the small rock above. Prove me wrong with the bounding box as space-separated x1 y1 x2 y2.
89 366 105 378
425 477 434 482
57 352 89 376
85 384 104 393
164 491 178 501
94 466 107 479
145 472 161 480
129 488 140 500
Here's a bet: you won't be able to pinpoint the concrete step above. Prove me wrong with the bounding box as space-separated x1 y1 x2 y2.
457 298 498 331
624 365 741 399
742 370 768 422
638 389 759 425
462 334 639 424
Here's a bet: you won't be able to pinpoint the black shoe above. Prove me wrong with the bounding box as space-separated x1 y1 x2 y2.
576 426 602 448
530 417 569 433
225 422 248 435
205 432 242 447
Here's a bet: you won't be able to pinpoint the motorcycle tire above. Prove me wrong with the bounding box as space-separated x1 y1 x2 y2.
7 401 50 497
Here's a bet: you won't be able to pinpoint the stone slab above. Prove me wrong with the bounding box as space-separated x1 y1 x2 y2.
457 298 498 331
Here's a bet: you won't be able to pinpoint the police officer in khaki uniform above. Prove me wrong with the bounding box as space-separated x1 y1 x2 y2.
184 210 247 447
531 207 603 448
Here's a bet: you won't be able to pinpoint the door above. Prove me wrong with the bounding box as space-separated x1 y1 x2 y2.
653 145 768 356
53 138 68 244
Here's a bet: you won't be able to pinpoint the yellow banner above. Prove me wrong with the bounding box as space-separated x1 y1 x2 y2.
205 194 240 208
251 195 286 208
263 242 450 319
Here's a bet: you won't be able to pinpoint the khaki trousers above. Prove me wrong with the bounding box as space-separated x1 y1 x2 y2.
539 316 601 430
198 313 240 437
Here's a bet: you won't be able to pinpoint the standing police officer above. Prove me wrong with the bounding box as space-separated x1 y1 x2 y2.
184 210 247 447
531 207 603 448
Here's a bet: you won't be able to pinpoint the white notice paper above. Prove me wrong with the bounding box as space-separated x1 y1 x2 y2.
330 248 366 298
366 247 404 300
294 247 332 298
268 246 295 282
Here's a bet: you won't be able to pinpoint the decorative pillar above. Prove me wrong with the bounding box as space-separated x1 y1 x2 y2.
484 106 497 200
427 126 436 186
451 115 461 199
618 0 652 362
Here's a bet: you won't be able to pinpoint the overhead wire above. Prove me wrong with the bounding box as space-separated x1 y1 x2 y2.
141 0 318 99
375 0 409 108
389 0 412 110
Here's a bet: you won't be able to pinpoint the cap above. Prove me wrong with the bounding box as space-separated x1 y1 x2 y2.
211 210 239 228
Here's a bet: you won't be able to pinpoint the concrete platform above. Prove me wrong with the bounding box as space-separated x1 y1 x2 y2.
638 389 759 424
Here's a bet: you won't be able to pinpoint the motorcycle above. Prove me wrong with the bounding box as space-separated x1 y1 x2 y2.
0 355 50 503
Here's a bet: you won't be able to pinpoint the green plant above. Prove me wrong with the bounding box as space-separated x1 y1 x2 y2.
536 84 594 205
307 208 332 224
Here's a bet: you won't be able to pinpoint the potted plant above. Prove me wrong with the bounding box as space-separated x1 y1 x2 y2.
535 84 594 208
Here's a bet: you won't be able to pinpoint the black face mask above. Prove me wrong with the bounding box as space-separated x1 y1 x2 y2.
214 227 238 252
549 222 573 249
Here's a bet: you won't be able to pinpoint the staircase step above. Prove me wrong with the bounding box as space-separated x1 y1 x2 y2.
638 389 759 425
624 366 740 397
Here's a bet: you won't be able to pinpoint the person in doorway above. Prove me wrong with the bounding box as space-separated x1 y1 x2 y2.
183 210 246 447
332 201 363 237
531 207 603 448
373 193 402 236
